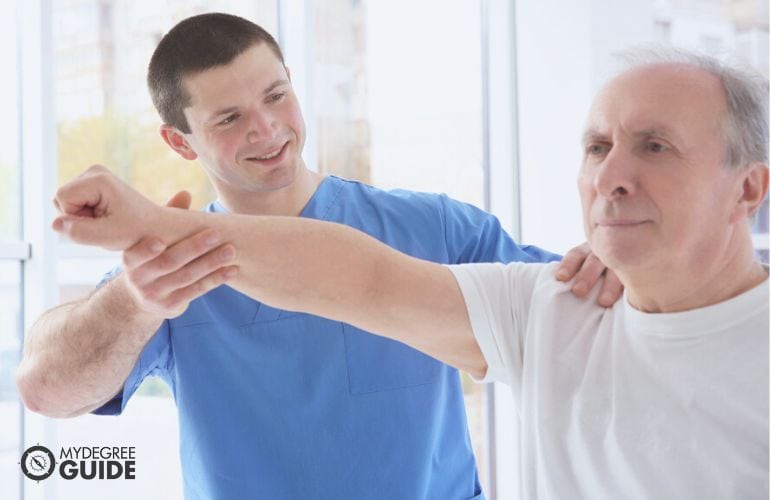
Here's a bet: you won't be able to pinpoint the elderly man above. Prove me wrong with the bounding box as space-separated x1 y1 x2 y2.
37 48 768 498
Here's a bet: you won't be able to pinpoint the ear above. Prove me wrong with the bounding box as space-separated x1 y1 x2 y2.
730 163 769 223
159 124 198 161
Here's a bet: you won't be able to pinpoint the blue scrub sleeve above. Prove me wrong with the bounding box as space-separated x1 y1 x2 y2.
439 194 561 264
89 267 172 416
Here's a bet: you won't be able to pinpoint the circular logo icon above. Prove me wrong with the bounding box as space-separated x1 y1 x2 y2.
20 445 56 481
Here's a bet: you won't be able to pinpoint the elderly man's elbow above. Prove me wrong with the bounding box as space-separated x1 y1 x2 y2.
451 346 488 380
466 360 488 381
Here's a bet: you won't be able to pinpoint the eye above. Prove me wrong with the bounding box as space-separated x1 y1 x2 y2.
267 92 286 104
585 143 610 156
646 141 668 153
219 113 239 126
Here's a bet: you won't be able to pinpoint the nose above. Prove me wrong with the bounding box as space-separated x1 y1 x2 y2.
593 147 636 199
246 111 276 143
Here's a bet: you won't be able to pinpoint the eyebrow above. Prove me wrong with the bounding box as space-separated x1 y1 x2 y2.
581 130 607 145
581 126 681 145
263 79 290 96
633 127 680 143
205 79 291 124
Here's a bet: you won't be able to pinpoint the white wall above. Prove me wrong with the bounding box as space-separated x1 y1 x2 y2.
516 0 594 254
516 0 658 255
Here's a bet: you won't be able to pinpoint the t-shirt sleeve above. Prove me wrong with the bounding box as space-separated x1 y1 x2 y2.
446 262 545 399
89 267 172 416
439 194 561 265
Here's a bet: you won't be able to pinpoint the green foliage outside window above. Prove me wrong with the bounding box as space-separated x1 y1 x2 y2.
58 109 215 209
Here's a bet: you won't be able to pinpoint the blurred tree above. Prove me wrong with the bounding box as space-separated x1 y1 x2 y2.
57 109 214 209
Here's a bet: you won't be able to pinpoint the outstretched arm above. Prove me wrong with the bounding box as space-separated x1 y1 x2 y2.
51 166 487 376
47 166 623 380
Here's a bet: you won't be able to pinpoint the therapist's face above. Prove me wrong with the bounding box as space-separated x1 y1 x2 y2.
578 63 745 275
163 43 308 203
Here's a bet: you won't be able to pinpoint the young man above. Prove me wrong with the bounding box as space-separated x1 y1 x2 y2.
17 13 617 499
43 48 769 499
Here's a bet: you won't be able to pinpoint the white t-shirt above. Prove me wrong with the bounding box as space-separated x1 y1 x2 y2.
448 261 768 500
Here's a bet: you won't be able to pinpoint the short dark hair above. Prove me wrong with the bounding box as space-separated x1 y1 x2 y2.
148 12 285 133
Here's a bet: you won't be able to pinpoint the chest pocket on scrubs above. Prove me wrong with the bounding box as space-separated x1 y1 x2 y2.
343 325 442 395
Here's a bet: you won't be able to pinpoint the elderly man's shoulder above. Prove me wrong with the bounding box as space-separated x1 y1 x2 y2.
523 261 612 314
455 260 614 316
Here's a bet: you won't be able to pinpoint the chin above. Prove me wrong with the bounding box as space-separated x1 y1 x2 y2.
256 162 300 192
593 241 653 273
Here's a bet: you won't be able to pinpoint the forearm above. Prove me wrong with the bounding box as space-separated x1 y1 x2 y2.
144 208 486 375
145 208 378 320
16 275 162 418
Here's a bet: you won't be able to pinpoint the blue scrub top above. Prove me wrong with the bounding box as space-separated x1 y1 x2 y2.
95 176 559 499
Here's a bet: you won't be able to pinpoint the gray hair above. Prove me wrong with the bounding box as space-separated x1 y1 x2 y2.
613 46 769 169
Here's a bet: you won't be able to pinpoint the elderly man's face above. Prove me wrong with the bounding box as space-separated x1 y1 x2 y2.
578 64 745 275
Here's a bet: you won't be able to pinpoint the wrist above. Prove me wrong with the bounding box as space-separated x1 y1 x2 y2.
152 205 203 247
105 274 164 328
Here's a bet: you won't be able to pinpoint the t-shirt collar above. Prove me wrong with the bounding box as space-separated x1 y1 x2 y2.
622 277 769 338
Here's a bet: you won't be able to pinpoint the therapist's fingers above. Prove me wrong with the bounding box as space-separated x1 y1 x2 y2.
157 266 240 316
148 243 237 296
125 228 224 286
121 230 237 318
568 251 607 298
555 242 590 282
122 237 167 270
597 269 624 307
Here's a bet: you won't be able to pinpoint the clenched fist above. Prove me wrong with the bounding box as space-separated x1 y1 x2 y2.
52 165 163 251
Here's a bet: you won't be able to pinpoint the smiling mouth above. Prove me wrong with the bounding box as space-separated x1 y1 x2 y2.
247 142 288 162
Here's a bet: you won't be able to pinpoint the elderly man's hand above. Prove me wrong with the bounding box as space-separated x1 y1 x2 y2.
119 191 238 318
556 242 623 307
52 165 161 251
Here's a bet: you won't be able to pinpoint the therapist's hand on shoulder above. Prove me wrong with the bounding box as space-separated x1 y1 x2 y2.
556 242 623 307
119 191 239 319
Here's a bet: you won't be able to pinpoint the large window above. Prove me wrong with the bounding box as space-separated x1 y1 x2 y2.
312 0 485 206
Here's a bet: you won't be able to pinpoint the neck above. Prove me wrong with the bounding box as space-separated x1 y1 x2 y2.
218 168 324 216
621 238 768 313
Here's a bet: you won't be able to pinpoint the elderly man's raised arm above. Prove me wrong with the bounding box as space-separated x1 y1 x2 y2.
232 216 486 375
48 167 487 377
